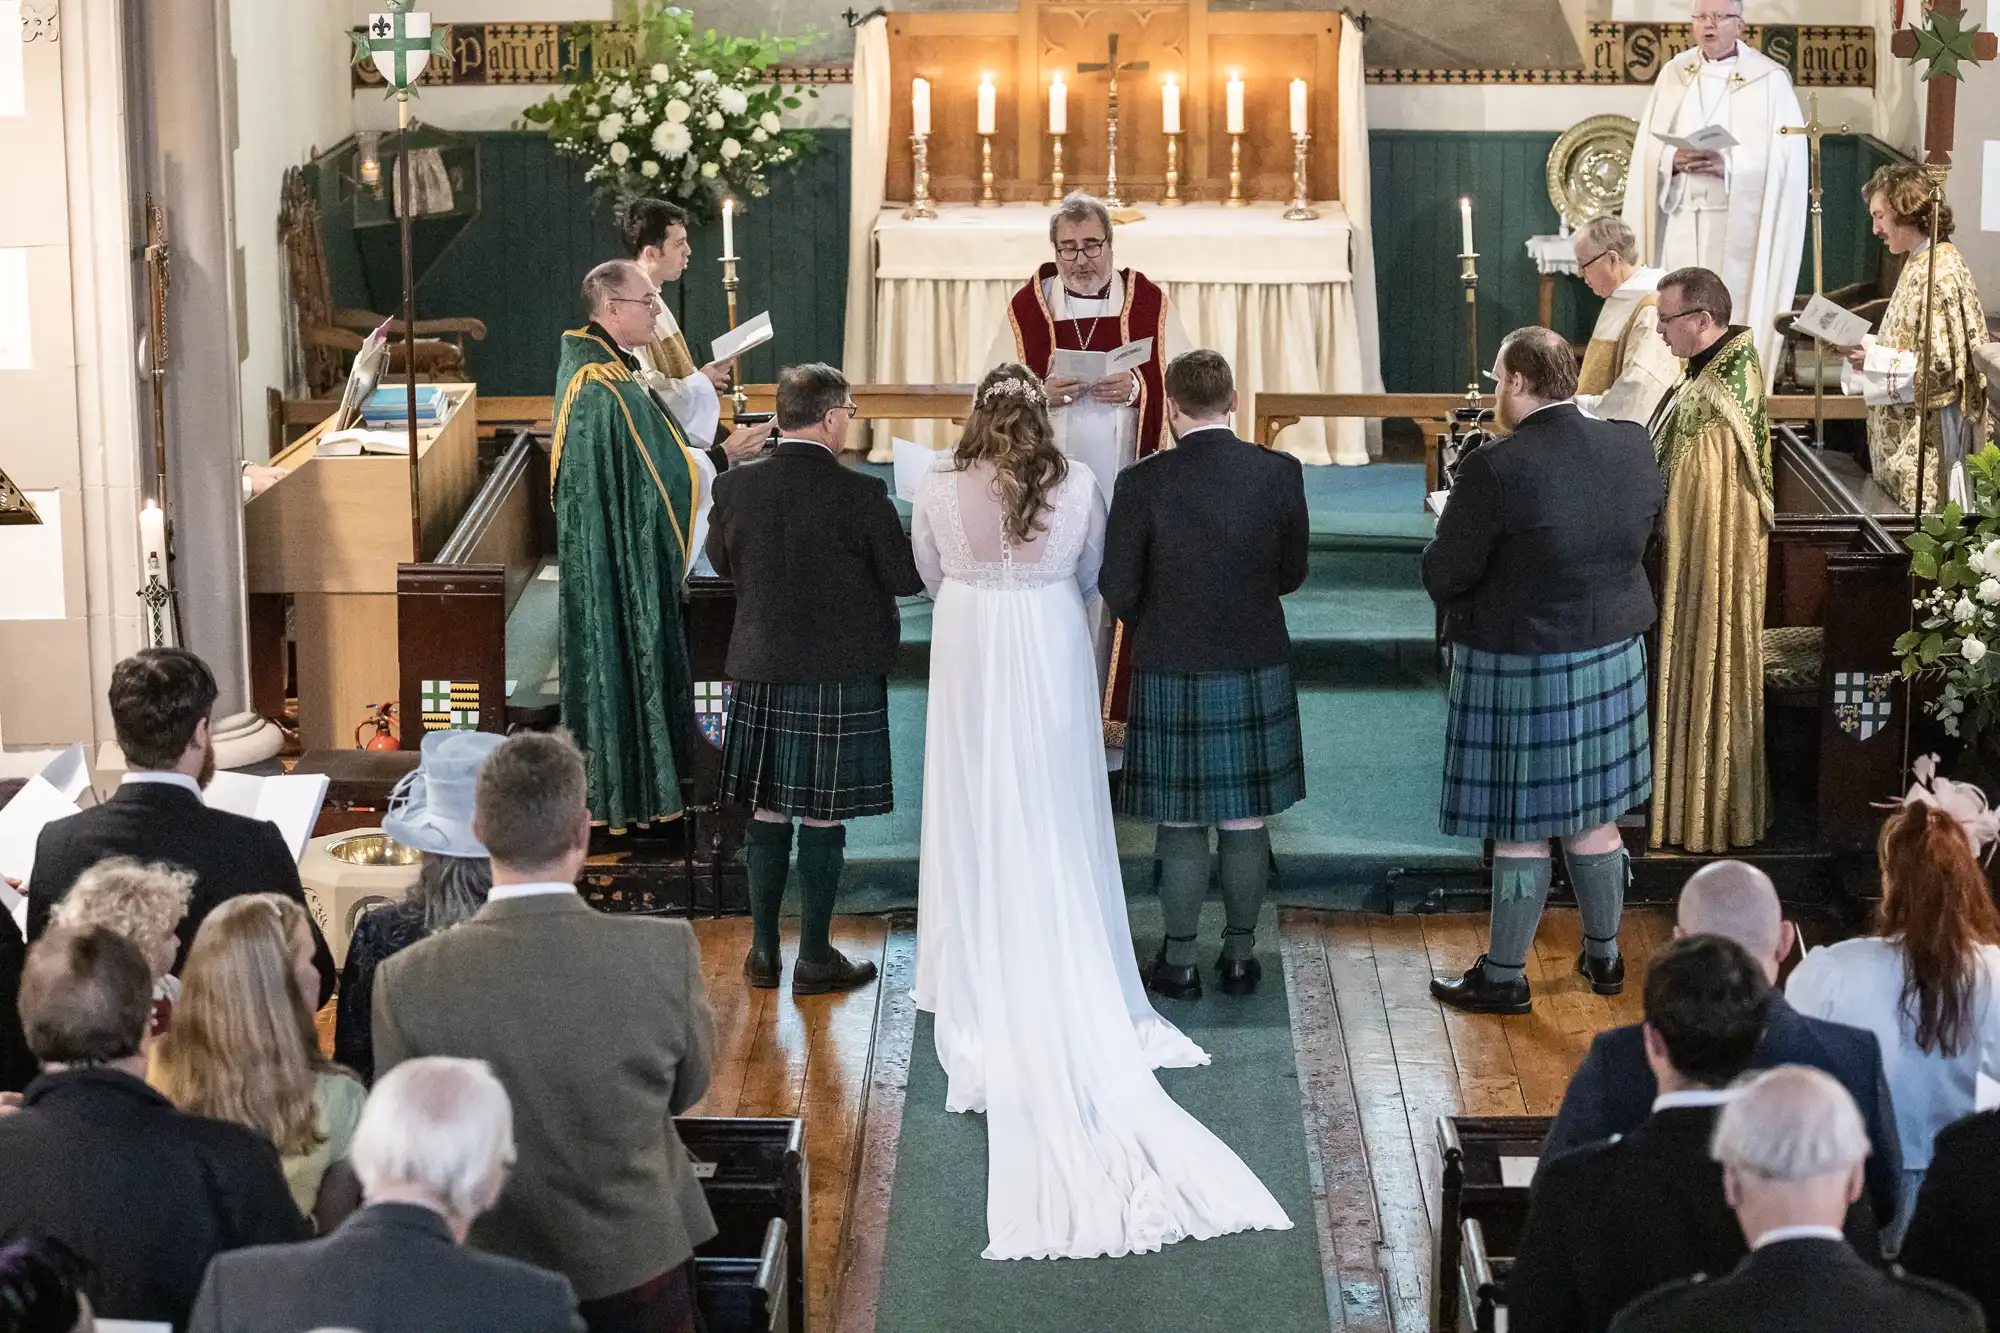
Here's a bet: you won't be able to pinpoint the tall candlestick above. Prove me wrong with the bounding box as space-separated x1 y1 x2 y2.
1226 133 1246 207
721 198 735 261
1048 133 1065 204
912 77 931 136
1283 132 1317 221
1162 73 1181 134
976 73 996 136
1161 132 1183 206
1289 78 1308 136
905 131 937 220
1226 71 1245 135
978 133 999 207
1459 197 1474 254
140 502 166 569
1049 71 1067 134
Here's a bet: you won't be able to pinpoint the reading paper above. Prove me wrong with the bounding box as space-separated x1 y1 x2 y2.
710 311 773 364
1795 294 1870 350
892 437 942 502
1499 1155 1540 1189
202 771 331 863
1654 124 1738 153
1427 489 1451 516
1051 337 1154 383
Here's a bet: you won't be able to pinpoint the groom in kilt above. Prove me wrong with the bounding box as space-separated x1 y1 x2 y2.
1422 327 1664 1014
1102 350 1310 1000
708 364 924 994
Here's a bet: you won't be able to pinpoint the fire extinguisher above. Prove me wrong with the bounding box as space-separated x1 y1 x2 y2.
355 702 398 750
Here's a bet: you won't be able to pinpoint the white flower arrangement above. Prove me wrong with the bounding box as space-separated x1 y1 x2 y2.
1898 448 2000 739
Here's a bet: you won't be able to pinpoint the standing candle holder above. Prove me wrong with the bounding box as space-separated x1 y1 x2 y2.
1460 247 1482 412
904 132 938 220
720 254 749 421
1048 134 1066 204
1225 133 1247 207
1160 132 1184 206
1283 133 1318 220
978 133 999 207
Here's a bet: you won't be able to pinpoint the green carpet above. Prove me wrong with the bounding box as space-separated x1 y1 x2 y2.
875 901 1329 1333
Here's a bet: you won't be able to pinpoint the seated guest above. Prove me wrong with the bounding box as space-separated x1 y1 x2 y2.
1609 1066 1980 1333
335 731 503 1083
24 648 335 1005
374 730 716 1333
1899 1109 2000 1327
1508 934 1875 1333
1547 858 1903 1228
51 856 191 1037
187 1056 584 1333
152 895 367 1231
1787 802 2000 1245
0 927 305 1326
0 1237 91 1333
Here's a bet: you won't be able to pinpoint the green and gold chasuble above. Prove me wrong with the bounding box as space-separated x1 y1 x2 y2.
1650 329 1773 853
552 325 700 831
1868 241 1988 512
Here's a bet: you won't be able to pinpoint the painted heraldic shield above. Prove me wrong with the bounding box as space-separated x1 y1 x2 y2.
1833 671 1895 741
367 10 433 89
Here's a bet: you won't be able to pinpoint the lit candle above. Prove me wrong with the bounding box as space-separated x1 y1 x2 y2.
977 73 996 136
912 77 931 136
1049 71 1067 134
140 501 166 572
1162 73 1181 134
1460 197 1474 254
1226 71 1245 135
1289 78 1308 135
722 198 735 261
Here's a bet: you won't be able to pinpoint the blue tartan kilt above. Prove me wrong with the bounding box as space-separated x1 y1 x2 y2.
1116 662 1306 824
719 677 895 821
1440 637 1652 842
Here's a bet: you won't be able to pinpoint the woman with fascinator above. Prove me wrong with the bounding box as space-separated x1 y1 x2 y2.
908 363 1290 1261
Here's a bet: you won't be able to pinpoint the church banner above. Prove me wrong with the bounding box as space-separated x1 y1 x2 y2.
1367 23 1874 88
348 20 849 89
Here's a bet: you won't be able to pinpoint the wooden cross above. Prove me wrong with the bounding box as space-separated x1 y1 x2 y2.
1077 33 1149 209
1890 0 1997 166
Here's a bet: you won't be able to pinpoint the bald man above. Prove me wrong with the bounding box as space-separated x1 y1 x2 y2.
1545 860 1903 1228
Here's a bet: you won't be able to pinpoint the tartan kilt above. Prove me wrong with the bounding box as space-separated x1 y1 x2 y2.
719 677 895 821
1116 663 1306 824
1440 637 1652 842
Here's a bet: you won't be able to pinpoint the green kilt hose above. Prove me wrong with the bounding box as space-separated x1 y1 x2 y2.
1116 662 1306 824
720 677 895 821
1439 636 1651 842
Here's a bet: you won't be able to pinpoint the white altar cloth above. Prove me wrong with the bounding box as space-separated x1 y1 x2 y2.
870 201 1368 464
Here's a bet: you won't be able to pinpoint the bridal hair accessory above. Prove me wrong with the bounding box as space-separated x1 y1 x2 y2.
978 377 1049 410
1882 754 2000 864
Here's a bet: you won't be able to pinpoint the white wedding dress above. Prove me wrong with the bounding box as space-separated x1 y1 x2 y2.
910 459 1293 1261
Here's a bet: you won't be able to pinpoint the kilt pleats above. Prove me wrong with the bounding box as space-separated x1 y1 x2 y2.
719 677 895 821
1116 662 1306 824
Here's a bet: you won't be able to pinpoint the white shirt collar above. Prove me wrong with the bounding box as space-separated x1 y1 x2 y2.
485 881 578 903
120 772 202 797
1751 1224 1845 1250
1652 1087 1738 1113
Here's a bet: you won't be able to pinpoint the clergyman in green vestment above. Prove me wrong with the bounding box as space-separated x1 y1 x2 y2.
551 260 714 831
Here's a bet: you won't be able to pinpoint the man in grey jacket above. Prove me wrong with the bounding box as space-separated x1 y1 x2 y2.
375 730 715 1333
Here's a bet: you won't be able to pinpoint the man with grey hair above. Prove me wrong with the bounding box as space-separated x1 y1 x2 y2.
186 1057 583 1333
1570 215 1677 425
1546 859 1903 1228
552 260 773 832
1610 1066 1979 1333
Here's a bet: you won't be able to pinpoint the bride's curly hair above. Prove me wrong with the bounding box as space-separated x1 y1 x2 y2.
955 363 1069 546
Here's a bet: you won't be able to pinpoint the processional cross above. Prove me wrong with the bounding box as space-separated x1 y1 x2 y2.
1078 33 1148 211
1779 93 1850 446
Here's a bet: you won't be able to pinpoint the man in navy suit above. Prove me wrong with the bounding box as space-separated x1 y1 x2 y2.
1545 859 1902 1228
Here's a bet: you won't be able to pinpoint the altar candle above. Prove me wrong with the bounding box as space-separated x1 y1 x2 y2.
1162 73 1181 134
912 78 931 135
1460 197 1474 253
1049 71 1067 134
722 198 735 261
1289 78 1308 135
1226 71 1245 134
977 74 996 135
140 501 166 572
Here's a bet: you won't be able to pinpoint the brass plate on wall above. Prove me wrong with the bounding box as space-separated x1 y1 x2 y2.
1547 114 1637 232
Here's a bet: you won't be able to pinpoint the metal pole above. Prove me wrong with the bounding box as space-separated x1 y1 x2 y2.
399 95 423 561
1902 170 1947 778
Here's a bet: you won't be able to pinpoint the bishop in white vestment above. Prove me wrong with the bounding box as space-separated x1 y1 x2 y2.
1620 3 1806 386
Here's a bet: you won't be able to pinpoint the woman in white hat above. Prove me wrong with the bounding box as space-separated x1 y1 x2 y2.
332 730 505 1082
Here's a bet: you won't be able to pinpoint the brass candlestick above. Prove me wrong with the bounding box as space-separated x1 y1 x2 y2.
1160 132 1184 205
720 254 748 421
1048 133 1066 204
1460 246 1482 412
1225 133 1246 207
904 132 937 220
1104 95 1125 208
978 132 999 207
1283 132 1318 221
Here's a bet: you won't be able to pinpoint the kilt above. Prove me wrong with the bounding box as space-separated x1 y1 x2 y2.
719 677 895 821
1116 662 1305 824
1439 636 1651 842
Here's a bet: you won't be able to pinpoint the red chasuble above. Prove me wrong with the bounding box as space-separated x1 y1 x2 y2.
1005 263 1171 745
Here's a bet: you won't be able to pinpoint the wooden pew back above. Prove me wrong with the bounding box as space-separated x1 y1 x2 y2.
1432 1114 1553 1333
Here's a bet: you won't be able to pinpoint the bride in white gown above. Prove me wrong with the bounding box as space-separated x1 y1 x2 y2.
910 364 1291 1261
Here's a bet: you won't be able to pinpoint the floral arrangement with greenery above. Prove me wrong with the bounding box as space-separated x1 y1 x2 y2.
522 4 818 220
1895 444 2000 739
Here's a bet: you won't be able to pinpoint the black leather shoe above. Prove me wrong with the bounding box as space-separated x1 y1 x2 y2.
1147 952 1203 1001
1430 956 1532 1015
1576 950 1626 996
1216 954 1262 996
743 946 781 990
791 949 878 996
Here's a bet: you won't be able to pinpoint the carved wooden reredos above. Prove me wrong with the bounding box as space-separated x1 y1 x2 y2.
885 1 1344 206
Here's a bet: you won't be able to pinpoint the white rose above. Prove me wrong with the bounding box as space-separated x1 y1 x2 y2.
597 112 625 141
751 127 768 143
650 63 672 83
609 141 631 165
610 83 634 107
629 106 650 126
721 136 742 159
716 86 749 116
674 80 692 95
759 111 782 134
665 98 691 123
694 69 718 85
641 158 662 178
1965 635 1989 664
585 101 601 116
701 161 719 178
1981 577 2000 604
1956 596 1978 622
706 111 725 130
652 121 692 158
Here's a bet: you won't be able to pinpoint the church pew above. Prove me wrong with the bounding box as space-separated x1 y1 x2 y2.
695 1218 788 1333
1456 1218 1509 1333
679 1116 807 1333
1431 1114 1552 1333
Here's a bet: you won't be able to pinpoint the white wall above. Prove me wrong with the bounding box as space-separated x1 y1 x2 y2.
1944 0 2000 298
